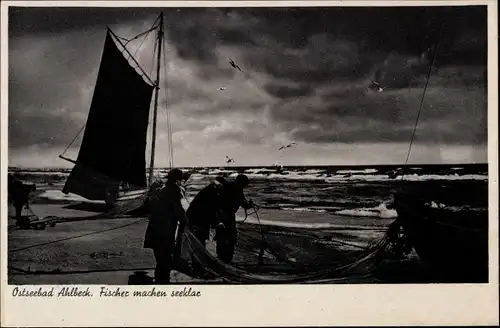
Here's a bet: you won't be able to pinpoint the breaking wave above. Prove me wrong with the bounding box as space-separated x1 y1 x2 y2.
336 168 378 174
236 216 387 231
279 207 328 214
227 172 486 182
10 165 487 184
426 201 486 212
334 203 398 219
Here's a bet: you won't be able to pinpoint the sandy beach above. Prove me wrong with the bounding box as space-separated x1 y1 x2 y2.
7 200 434 285
7 164 489 284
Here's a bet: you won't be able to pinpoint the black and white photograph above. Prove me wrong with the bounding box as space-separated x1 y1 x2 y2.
4 2 494 291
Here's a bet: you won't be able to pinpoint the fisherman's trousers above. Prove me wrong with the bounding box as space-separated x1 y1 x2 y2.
152 246 173 284
190 225 209 275
145 217 179 284
216 221 238 263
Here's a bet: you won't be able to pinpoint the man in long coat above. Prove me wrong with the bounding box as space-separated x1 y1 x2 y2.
144 168 188 284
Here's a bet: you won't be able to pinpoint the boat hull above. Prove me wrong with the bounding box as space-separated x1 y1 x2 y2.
105 189 149 212
107 185 180 215
394 193 488 282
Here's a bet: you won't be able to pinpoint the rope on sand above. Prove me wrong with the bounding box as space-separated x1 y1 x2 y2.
8 265 155 275
9 196 395 283
9 218 145 253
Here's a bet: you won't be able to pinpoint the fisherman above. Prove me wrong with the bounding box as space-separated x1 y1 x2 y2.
185 176 227 276
143 168 188 284
216 174 254 264
8 174 36 221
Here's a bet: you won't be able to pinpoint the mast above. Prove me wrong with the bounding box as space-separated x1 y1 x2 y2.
148 12 164 186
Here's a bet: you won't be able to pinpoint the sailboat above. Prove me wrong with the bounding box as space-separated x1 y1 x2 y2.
59 13 169 212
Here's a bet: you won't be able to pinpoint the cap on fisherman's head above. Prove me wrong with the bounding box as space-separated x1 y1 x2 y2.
166 168 184 182
235 174 250 187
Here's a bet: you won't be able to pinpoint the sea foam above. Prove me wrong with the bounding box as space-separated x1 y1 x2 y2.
334 203 398 219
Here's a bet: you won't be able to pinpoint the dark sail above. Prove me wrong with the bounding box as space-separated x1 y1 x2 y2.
63 30 155 201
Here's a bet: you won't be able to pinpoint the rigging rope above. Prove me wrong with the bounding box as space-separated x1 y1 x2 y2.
60 123 86 157
162 32 174 169
120 24 158 82
130 29 151 63
119 17 160 46
401 20 444 179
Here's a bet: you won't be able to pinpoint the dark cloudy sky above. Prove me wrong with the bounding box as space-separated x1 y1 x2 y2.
8 5 488 168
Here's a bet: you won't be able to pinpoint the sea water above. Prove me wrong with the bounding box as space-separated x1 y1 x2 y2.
10 164 488 221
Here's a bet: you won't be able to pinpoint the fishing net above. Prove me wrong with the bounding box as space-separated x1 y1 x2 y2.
170 206 393 284
142 178 397 284
182 229 391 284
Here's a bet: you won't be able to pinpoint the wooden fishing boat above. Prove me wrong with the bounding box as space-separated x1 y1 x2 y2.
393 191 489 282
386 17 489 283
59 13 170 211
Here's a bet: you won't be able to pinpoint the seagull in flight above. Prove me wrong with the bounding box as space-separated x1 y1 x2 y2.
225 156 235 164
278 142 297 151
218 87 226 91
229 57 242 72
371 80 384 92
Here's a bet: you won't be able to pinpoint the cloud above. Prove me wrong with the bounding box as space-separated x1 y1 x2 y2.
263 81 315 99
7 6 488 167
8 7 158 37
273 80 486 145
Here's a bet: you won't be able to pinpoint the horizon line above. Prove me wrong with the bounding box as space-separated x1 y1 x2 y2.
7 162 489 171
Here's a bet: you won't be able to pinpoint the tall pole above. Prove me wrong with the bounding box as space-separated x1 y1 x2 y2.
148 12 163 186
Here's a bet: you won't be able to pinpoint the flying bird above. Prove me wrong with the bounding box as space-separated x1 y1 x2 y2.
229 57 242 72
225 156 235 164
371 80 384 92
278 142 297 151
218 87 226 91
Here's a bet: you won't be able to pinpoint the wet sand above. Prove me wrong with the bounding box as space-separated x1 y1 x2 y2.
7 202 432 285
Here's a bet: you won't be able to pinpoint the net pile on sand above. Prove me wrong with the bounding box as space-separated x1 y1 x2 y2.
173 214 393 284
